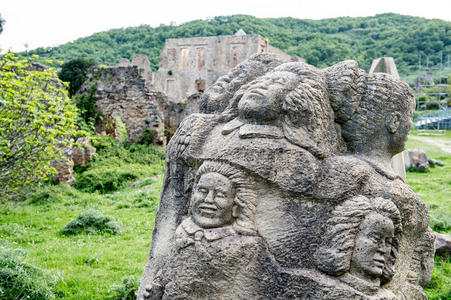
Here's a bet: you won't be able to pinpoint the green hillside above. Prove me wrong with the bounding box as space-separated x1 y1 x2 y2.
24 14 451 74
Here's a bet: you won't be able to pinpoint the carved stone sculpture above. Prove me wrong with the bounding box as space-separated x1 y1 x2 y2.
138 56 434 299
142 161 276 299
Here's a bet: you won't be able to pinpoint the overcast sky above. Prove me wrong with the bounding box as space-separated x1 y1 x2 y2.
1 0 450 53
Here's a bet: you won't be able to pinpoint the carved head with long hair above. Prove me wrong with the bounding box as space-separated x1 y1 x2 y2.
314 196 402 284
222 61 338 158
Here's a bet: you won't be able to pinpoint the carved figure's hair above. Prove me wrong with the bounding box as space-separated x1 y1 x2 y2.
342 73 415 152
276 62 335 157
199 53 286 114
194 160 258 235
223 61 338 157
314 196 402 283
323 60 366 125
324 61 415 153
408 227 435 287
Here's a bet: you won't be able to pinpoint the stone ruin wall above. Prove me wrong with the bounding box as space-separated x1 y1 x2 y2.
152 33 299 102
78 64 165 145
76 34 301 143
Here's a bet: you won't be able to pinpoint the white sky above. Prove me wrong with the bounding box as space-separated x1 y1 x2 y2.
1 0 450 53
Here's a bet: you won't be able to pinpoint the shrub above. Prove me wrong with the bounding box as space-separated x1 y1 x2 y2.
61 209 122 235
75 139 165 173
74 164 152 194
0 246 57 299
25 185 64 205
138 130 155 145
73 84 103 133
425 101 439 110
73 140 165 193
107 276 139 300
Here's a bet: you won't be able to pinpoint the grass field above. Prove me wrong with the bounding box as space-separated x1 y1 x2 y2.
405 131 451 299
0 133 449 299
0 139 165 299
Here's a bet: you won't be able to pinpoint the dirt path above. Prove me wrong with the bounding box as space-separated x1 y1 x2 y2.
408 135 451 154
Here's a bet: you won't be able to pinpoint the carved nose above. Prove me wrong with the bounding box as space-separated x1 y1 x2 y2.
377 240 389 254
204 191 215 203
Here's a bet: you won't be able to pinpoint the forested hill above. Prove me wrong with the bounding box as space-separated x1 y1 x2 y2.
26 13 450 73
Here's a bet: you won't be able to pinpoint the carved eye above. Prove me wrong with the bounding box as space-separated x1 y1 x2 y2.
368 234 379 243
197 187 208 194
215 192 226 198
385 238 392 247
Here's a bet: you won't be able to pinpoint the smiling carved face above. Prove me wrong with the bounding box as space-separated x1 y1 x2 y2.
191 172 236 229
350 212 395 281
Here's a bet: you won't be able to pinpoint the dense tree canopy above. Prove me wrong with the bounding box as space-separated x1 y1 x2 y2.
58 58 96 96
0 53 85 200
23 14 450 73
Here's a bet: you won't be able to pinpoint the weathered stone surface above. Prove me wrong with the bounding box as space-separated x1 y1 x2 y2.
405 149 430 171
78 65 165 144
428 158 444 167
138 58 434 299
72 137 96 166
52 146 74 184
369 57 406 182
434 231 451 256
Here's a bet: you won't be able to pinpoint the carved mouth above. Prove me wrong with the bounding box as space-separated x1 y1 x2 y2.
373 258 385 268
198 204 217 214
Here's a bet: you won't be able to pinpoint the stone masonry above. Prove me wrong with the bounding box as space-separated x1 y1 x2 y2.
152 30 300 102
78 65 165 145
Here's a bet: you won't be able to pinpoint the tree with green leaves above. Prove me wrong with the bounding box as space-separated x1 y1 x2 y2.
0 53 86 200
58 58 95 96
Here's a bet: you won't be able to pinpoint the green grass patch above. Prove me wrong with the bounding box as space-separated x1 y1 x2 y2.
406 131 451 297
0 246 58 299
425 255 451 300
61 209 123 235
0 141 164 299
406 131 451 235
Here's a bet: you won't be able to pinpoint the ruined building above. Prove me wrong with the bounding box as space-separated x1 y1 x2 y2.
76 31 298 144
78 61 166 145
152 30 299 102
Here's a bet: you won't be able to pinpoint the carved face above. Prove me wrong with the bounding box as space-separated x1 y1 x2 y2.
238 71 298 122
350 213 394 281
191 172 235 228
206 74 232 103
389 109 414 155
